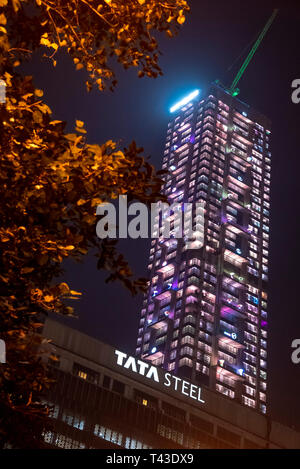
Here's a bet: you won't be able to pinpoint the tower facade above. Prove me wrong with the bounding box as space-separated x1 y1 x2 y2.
136 83 271 414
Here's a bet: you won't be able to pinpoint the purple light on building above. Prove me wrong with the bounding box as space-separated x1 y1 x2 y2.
136 83 271 414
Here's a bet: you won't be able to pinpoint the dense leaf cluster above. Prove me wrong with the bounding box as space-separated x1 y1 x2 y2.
0 0 189 448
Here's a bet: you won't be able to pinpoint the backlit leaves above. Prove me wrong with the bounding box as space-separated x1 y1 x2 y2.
0 0 186 448
1 0 189 90
0 70 167 446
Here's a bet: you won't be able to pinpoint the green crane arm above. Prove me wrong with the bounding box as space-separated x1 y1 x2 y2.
229 9 279 96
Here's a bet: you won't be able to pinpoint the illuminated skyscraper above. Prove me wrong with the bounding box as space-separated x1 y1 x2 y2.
136 82 271 414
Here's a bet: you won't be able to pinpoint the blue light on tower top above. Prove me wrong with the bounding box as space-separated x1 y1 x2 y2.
170 89 200 113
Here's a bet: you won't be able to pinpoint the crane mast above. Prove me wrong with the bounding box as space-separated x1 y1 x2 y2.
217 9 278 97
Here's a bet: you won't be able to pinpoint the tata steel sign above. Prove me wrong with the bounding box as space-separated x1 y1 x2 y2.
115 350 205 405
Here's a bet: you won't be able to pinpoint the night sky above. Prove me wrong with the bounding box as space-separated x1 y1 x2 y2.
22 1 300 430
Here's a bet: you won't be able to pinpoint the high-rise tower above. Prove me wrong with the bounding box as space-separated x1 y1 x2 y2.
136 83 271 414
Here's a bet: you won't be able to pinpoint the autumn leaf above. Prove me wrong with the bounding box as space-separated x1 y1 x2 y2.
20 267 34 274
34 89 43 97
0 13 7 25
177 10 186 25
77 199 87 206
70 290 82 296
43 295 54 302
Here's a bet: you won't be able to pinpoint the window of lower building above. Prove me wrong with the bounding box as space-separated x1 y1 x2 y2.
73 362 100 385
112 379 125 395
216 426 241 447
102 375 111 389
162 401 186 422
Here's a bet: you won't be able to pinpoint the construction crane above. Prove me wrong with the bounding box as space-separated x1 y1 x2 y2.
216 9 278 97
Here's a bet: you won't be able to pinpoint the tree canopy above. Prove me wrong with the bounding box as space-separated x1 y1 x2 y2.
0 0 189 448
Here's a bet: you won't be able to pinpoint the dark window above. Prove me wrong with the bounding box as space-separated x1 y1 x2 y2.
216 426 241 447
243 438 264 449
112 379 125 395
48 354 60 368
162 401 186 422
190 414 214 434
102 375 111 389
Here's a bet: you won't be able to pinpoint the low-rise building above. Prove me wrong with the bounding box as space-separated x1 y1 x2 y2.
42 318 300 449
